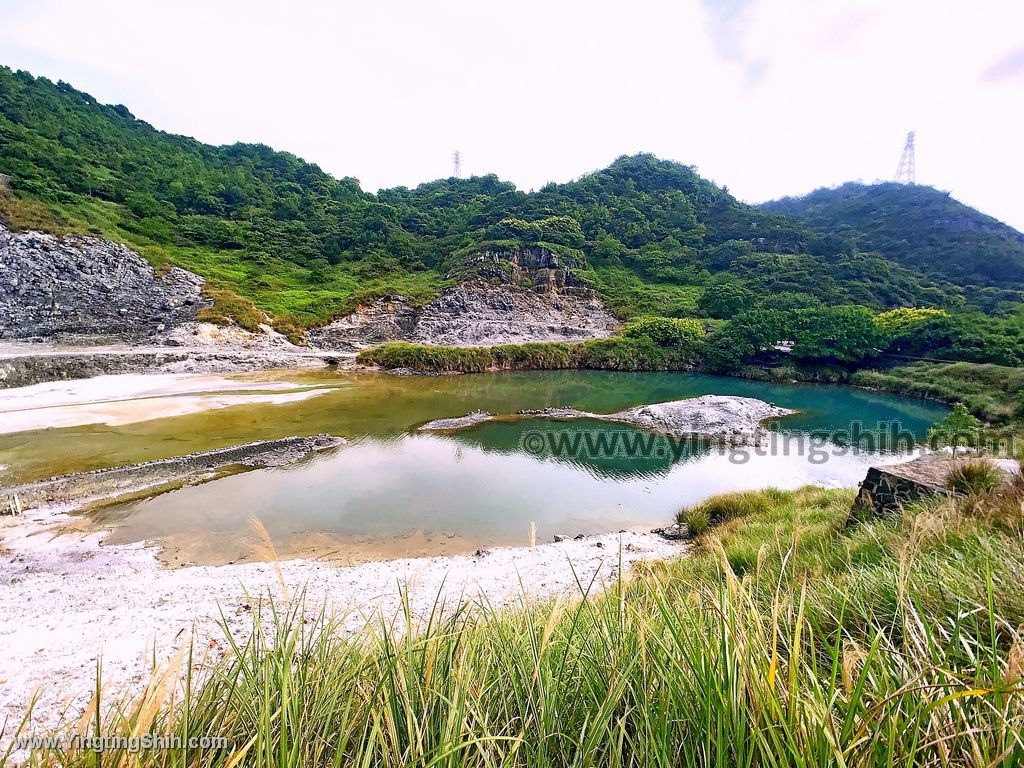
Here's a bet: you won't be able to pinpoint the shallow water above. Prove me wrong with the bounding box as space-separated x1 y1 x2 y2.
2 369 948 564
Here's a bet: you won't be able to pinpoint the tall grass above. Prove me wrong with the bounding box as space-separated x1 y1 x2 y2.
357 341 494 373
11 486 1024 767
852 362 1024 425
946 459 1006 495
357 336 700 374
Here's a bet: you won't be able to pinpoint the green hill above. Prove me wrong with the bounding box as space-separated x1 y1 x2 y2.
0 65 1019 333
762 182 1024 288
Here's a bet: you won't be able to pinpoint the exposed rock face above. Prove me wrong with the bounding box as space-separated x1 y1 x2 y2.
308 295 417 348
0 224 206 341
463 245 591 293
310 246 619 349
410 282 617 346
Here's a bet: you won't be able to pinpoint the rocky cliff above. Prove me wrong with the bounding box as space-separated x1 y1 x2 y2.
310 246 618 349
0 224 206 341
1 231 616 355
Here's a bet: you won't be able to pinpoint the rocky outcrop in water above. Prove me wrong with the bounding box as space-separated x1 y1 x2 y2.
310 246 619 349
419 395 794 443
1 434 345 511
590 396 792 441
417 411 494 432
0 223 206 341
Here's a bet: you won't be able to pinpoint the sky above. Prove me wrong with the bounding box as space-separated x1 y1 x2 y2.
1 0 1022 230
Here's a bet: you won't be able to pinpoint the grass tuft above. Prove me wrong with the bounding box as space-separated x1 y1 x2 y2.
195 288 268 334
947 458 1005 495
677 489 772 532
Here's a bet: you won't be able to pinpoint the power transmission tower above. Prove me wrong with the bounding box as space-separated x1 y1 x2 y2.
895 131 915 184
452 150 462 179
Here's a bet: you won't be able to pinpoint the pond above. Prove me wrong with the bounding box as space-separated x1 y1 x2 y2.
2 370 948 565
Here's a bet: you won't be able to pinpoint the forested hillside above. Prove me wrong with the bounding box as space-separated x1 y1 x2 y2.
762 182 1024 287
1 65 1021 334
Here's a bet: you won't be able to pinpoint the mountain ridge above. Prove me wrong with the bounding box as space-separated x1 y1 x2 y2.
1 64 1021 335
761 181 1024 287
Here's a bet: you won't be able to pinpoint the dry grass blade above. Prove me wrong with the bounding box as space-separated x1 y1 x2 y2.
249 516 290 601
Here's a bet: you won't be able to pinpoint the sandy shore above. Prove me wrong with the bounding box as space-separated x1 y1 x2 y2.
0 505 683 744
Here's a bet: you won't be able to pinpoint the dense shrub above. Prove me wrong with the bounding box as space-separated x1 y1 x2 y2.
790 305 883 364
702 309 790 372
876 311 1024 366
621 316 705 347
357 335 700 374
576 337 691 371
696 282 755 319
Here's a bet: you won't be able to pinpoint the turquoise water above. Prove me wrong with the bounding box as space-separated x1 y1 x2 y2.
73 370 946 565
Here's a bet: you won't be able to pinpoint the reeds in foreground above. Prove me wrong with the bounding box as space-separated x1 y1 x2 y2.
8 485 1024 767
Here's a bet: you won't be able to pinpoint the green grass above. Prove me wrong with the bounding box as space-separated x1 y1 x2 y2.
575 266 703 319
852 362 1024 424
0 189 76 234
12 484 1024 767
356 341 494 373
946 459 1006 495
491 342 580 370
676 489 773 538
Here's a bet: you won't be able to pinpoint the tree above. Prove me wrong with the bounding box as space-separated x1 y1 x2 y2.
882 312 963 357
927 403 984 456
704 239 755 271
537 216 585 248
790 306 883 364
756 291 822 313
703 309 789 371
697 283 755 319
874 307 949 340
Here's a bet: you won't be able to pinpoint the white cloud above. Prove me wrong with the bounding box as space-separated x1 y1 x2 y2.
0 0 1021 230
984 46 1024 83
